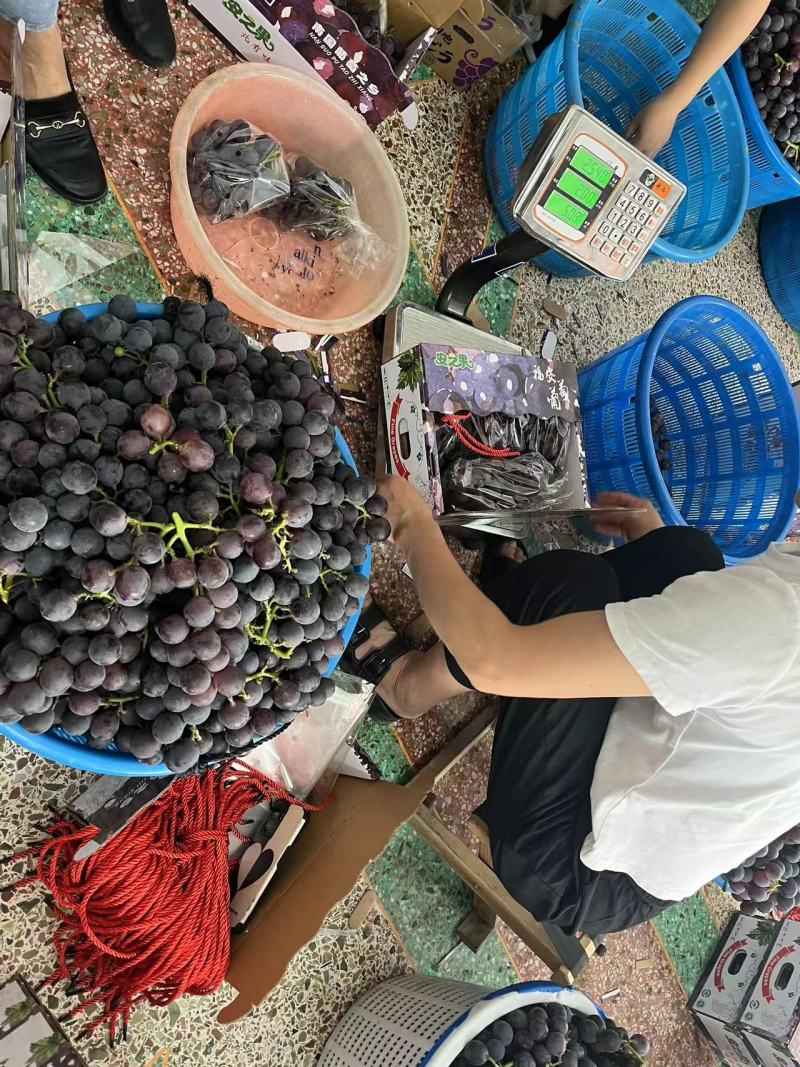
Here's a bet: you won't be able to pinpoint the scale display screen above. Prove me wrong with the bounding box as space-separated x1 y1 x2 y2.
571 146 615 189
543 190 589 230
557 168 601 208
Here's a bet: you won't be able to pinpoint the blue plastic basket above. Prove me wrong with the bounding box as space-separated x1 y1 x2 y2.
578 295 800 563
484 0 749 278
0 302 371 776
759 199 800 330
727 51 800 211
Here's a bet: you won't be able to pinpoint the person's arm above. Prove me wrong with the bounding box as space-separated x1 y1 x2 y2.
378 476 651 700
626 0 770 158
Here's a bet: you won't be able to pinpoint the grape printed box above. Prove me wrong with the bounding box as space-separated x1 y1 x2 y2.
740 918 800 1063
184 0 419 129
380 343 586 515
425 0 527 87
697 1016 761 1067
690 915 779 1025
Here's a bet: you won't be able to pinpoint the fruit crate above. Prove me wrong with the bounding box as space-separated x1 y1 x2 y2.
727 49 800 211
577 295 800 564
318 977 613 1067
759 198 800 328
484 0 749 278
0 301 371 777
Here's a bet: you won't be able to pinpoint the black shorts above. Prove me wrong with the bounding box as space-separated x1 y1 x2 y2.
443 526 724 937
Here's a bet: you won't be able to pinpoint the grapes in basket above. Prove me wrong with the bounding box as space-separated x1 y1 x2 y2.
0 291 389 772
741 0 800 172
725 824 800 918
451 1001 651 1067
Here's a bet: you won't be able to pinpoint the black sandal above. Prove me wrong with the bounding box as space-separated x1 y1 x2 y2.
342 602 411 725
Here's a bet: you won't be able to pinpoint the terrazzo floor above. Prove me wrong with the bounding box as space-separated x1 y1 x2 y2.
1 0 797 1064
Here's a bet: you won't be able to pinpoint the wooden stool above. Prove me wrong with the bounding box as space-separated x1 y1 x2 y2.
410 703 599 986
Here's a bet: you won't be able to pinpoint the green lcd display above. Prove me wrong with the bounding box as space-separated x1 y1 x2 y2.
557 168 601 208
571 146 614 189
543 190 588 230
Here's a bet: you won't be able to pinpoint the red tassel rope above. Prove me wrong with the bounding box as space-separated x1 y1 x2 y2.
442 413 520 458
2 762 328 1042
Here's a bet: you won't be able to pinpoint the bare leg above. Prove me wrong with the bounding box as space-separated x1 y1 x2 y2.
354 605 469 720
0 19 70 99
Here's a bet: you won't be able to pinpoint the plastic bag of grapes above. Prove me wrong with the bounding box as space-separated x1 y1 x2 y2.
272 155 388 275
188 119 291 224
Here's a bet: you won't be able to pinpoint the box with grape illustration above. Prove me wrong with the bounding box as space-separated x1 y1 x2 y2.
739 918 800 1063
184 0 420 129
690 915 779 1026
380 343 587 517
0 975 86 1067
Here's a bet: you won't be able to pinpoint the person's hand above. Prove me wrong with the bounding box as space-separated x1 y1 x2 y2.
591 492 665 543
625 94 681 160
377 475 434 543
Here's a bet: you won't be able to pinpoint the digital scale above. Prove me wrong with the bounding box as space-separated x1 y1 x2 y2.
377 105 687 537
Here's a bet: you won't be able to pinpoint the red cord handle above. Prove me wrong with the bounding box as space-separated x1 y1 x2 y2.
443 413 520 458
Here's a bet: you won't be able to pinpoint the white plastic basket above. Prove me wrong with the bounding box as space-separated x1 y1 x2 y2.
317 975 603 1067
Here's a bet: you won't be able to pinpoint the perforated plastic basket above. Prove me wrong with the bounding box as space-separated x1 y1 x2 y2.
759 199 800 330
727 51 800 211
317 975 603 1067
0 302 371 776
484 0 749 278
578 295 800 563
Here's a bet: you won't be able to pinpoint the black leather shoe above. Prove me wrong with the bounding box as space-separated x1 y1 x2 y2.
102 0 177 69
25 92 107 205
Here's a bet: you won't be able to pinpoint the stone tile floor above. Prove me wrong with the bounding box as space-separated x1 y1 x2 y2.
2 0 797 1064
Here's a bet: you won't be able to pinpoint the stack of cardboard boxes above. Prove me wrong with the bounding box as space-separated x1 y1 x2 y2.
690 915 800 1066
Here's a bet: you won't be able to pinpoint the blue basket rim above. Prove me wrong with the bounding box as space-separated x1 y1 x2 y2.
560 0 749 262
728 50 800 196
632 294 800 550
0 301 370 777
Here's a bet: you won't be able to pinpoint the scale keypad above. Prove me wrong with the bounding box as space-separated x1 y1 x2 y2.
592 177 667 268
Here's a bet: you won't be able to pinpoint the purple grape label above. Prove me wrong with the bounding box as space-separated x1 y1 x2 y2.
418 345 580 421
238 0 415 128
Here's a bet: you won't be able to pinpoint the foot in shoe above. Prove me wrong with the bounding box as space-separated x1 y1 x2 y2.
102 0 177 69
354 597 421 719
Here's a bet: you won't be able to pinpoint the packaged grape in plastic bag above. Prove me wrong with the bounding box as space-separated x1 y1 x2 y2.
187 119 291 224
271 155 387 275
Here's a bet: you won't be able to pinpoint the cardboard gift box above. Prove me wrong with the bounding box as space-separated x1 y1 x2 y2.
696 1016 761 1067
738 918 800 1065
183 0 458 129
425 0 527 86
689 915 779 1027
380 342 588 525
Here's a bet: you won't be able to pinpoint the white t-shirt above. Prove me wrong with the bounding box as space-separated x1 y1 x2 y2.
581 542 800 902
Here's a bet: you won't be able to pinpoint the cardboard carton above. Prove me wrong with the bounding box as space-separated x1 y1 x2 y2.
740 919 800 1064
425 0 527 86
689 915 779 1025
697 1016 761 1067
380 342 587 518
746 1030 800 1067
220 768 436 1020
183 0 418 129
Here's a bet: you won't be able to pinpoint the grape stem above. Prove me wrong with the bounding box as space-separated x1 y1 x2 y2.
149 439 176 456
223 425 239 455
0 573 16 604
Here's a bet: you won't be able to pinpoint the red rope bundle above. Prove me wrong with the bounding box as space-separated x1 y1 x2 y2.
442 413 520 458
3 762 326 1042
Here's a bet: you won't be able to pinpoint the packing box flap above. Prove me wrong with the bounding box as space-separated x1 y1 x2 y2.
389 0 463 43
221 770 435 1021
426 0 527 84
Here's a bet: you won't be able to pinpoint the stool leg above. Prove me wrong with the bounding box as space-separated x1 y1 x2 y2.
457 814 498 950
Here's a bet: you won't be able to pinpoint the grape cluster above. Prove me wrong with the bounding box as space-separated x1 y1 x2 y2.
742 0 800 172
726 824 800 917
453 1002 651 1067
188 120 290 223
268 156 358 243
333 0 403 64
0 292 389 773
649 403 672 475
